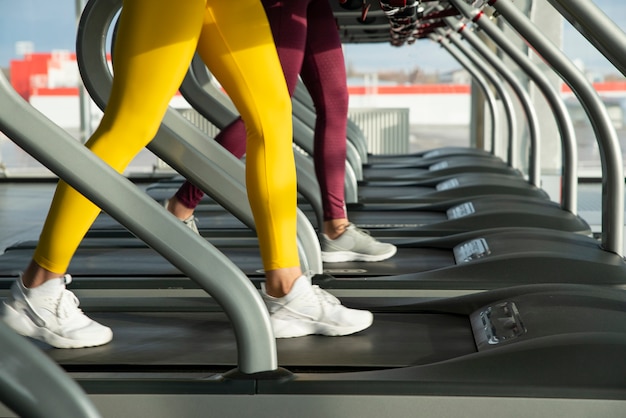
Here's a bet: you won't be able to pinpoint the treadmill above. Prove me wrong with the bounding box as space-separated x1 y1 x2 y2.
2 1 626 416
2 0 623 293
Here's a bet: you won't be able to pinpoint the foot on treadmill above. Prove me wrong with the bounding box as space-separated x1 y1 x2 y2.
164 199 200 235
182 214 200 235
321 223 397 262
2 274 113 349
261 276 373 338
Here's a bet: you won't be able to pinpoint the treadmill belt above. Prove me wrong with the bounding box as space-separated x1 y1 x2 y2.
90 209 447 234
0 240 455 280
91 207 249 231
41 311 475 370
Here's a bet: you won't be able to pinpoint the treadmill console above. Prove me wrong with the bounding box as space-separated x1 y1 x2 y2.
447 202 475 219
436 178 460 191
470 301 527 349
453 238 491 262
429 161 449 171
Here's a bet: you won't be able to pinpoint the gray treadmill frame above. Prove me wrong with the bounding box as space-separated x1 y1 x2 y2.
487 0 624 255
0 321 101 418
439 30 520 168
546 0 626 78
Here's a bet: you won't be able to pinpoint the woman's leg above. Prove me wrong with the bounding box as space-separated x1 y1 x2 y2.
263 0 350 234
30 0 208 280
170 118 247 219
299 0 397 262
3 0 208 349
169 0 311 220
299 0 349 226
196 0 372 338
197 0 301 294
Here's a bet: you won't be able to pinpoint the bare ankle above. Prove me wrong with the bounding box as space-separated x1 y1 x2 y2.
264 267 303 298
167 196 194 220
22 261 64 288
323 219 350 240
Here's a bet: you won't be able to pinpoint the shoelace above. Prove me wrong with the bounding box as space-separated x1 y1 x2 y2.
349 225 378 243
311 285 340 306
55 289 83 320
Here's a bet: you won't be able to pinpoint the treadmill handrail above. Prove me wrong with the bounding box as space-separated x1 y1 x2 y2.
0 321 101 418
444 17 542 188
546 0 626 79
449 0 578 214
488 0 624 255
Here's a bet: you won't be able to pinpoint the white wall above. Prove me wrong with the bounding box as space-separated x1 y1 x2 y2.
348 93 471 125
30 94 192 133
30 92 471 134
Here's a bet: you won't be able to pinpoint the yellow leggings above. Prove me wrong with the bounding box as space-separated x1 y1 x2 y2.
33 0 299 273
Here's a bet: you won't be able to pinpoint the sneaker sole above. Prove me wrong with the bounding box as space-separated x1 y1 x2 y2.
2 303 113 349
271 313 374 338
321 246 398 263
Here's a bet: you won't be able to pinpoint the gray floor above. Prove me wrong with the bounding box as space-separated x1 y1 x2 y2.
0 182 54 252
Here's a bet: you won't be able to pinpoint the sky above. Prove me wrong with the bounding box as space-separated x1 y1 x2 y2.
0 0 625 76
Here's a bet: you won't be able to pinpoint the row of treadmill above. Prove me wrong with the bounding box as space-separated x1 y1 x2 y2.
2 0 626 417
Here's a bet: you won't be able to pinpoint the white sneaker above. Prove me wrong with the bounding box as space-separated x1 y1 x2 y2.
261 276 373 338
182 215 200 235
2 275 113 349
321 223 397 262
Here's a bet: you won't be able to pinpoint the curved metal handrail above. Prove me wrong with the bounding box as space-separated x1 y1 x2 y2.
0 322 101 417
489 0 623 255
444 17 541 187
449 0 578 213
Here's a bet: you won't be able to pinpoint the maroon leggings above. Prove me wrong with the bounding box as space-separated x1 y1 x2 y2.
176 0 349 221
